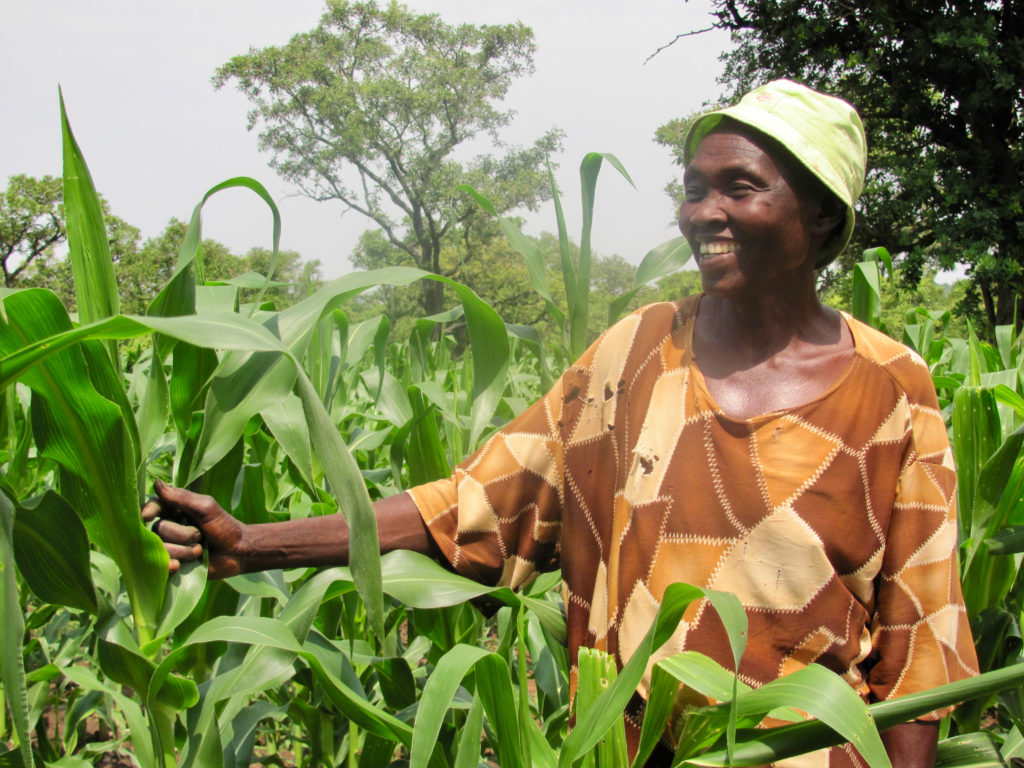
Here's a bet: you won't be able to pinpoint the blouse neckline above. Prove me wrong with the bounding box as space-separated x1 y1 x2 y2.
677 295 862 425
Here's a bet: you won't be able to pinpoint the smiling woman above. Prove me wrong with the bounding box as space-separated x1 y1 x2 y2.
148 80 978 768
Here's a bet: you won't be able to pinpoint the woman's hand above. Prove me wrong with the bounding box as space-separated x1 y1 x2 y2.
142 479 250 578
143 482 435 576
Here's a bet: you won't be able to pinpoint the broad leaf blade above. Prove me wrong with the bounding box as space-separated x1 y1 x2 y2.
59 91 119 356
13 490 97 613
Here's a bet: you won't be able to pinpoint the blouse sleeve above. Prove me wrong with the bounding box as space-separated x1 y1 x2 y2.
406 372 568 590
867 381 978 718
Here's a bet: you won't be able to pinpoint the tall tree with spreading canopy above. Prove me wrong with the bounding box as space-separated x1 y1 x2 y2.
215 0 563 315
0 175 65 287
656 0 1024 332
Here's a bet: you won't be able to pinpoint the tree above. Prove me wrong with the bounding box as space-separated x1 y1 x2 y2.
348 226 661 347
657 0 1024 332
242 246 324 307
0 175 65 287
214 0 563 316
31 217 319 315
119 221 320 314
7 176 143 309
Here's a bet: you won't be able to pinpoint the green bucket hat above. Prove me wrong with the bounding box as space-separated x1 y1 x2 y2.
683 79 867 269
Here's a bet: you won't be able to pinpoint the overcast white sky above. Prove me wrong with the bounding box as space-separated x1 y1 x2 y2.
1 0 732 280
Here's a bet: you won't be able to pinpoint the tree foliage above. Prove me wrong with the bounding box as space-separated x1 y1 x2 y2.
2 174 143 304
0 175 65 287
214 0 563 315
658 0 1024 332
120 220 321 313
21 213 320 315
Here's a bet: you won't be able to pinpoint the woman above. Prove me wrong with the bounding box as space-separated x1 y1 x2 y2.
148 80 977 767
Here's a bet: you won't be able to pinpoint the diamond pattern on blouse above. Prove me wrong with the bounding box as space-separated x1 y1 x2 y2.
409 296 978 767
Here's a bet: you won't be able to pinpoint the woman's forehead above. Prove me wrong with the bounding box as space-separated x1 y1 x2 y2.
687 123 821 195
685 129 783 177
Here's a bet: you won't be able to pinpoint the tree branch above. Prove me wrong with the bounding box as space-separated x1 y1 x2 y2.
644 26 717 65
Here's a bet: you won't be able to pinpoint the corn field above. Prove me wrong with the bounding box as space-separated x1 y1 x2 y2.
1 102 1023 768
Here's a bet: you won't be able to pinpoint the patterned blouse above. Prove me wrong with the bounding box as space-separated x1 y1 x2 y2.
408 295 977 766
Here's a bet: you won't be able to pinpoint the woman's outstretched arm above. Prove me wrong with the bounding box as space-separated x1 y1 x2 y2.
143 479 439 578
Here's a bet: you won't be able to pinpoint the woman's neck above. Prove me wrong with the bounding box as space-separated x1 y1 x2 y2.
696 287 840 363
690 290 855 420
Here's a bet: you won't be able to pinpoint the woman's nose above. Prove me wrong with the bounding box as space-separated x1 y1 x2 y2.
680 191 727 231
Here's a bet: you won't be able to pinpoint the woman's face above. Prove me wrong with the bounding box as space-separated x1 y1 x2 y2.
677 128 827 301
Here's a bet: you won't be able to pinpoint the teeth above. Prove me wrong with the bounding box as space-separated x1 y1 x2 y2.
700 241 736 255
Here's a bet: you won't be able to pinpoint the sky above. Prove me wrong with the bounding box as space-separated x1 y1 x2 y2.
1 1 732 280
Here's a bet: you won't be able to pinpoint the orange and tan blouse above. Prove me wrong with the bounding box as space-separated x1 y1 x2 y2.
408 295 977 766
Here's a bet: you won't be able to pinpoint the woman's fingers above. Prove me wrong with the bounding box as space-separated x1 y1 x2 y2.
141 496 162 522
165 542 203 562
145 480 245 578
143 485 206 574
153 479 223 525
153 518 202 546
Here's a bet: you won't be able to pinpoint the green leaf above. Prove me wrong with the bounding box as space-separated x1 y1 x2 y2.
214 271 291 290
0 288 167 643
60 664 155 768
137 350 170 460
0 307 289 392
0 489 34 768
187 267 424 480
497 217 567 336
656 652 755 706
455 183 497 216
561 583 745 768
993 383 1024 419
427 275 510 449
295 371 386 638
262 392 316 491
852 260 883 330
97 635 198 710
150 556 208 649
609 236 693 325
153 613 412 761
985 525 1024 554
453 696 486 768
934 731 1005 767
373 656 417 710
726 664 889 768
410 644 492 768
378 549 518 609
59 90 120 363
13 490 97 613
861 246 893 279
411 644 523 768
405 386 452 485
953 385 1002 539
962 423 1024 615
697 662 1024 766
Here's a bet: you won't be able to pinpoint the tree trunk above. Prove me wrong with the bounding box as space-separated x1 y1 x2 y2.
993 275 1024 332
420 277 444 317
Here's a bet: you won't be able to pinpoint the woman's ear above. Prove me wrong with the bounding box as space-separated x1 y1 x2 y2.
811 197 846 241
